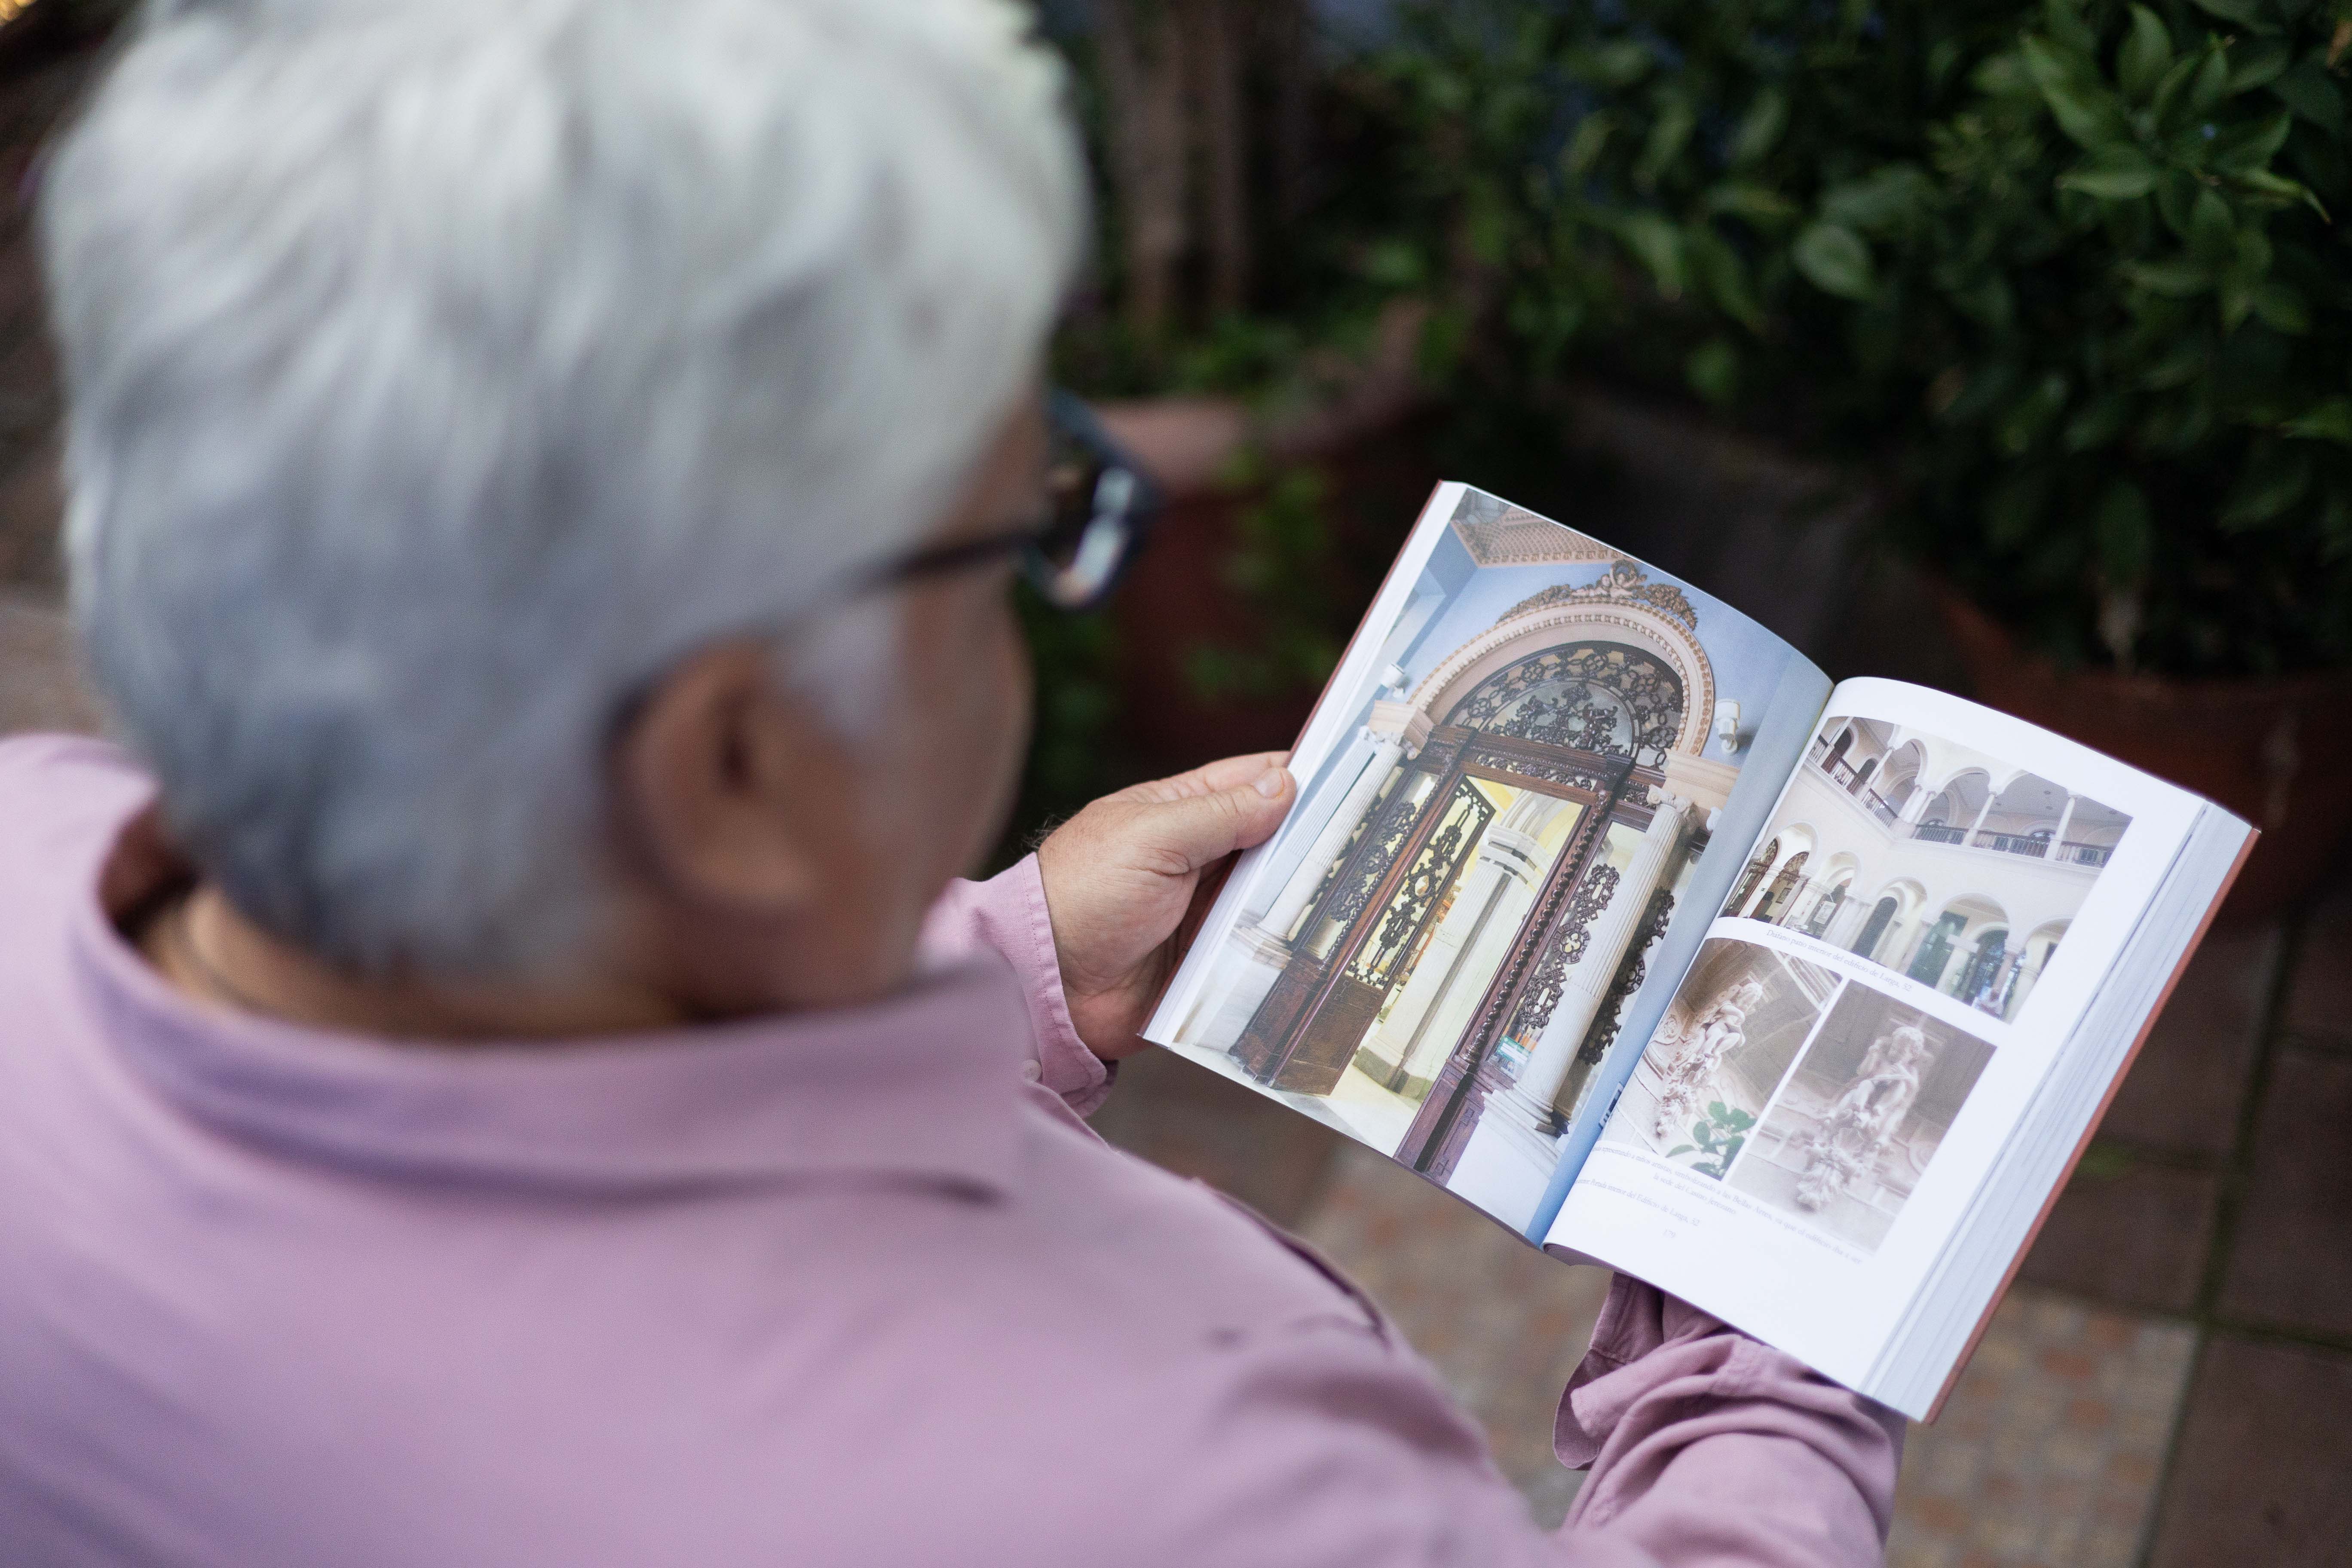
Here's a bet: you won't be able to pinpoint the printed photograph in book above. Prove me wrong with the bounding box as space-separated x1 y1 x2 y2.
1727 984 1995 1252
1721 714 2135 1023
1603 938 1841 1182
1156 489 1798 1231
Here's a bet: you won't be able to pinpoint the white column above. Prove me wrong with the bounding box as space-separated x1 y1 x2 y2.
2049 793 2079 861
1493 793 1691 1143
1187 704 1431 1057
1370 856 1516 1079
1893 919 1929 974
1241 729 1374 922
1964 789 1998 847
1827 892 1872 949
1739 843 1794 917
1257 732 1406 944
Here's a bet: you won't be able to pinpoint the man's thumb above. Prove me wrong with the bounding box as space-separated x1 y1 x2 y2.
1149 763 1295 873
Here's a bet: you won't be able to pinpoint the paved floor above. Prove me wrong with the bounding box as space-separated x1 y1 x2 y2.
1096 907 2352 1564
3 30 2347 1568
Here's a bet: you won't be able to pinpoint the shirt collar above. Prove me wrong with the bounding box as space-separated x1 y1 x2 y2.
71 805 1032 1200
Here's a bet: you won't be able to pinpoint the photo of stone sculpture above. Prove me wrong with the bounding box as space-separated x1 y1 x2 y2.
1727 984 1996 1252
1604 938 1839 1180
1159 488 1803 1231
1722 714 2134 1023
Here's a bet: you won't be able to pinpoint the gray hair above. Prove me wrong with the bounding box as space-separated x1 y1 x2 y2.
42 0 1083 977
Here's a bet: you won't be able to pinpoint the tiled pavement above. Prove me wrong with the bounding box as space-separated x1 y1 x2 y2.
1093 903 2352 1562
3 31 2349 1568
1890 1290 2197 1568
1092 935 2352 1565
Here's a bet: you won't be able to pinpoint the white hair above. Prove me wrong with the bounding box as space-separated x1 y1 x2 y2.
41 0 1083 976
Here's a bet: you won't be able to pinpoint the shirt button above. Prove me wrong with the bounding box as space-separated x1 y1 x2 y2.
1020 1060 1043 1083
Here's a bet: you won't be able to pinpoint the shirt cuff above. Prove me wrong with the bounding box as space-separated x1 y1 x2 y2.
1552 1272 1904 1546
919 856 1113 1118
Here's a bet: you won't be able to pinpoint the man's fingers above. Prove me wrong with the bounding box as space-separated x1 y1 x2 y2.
1124 751 1292 805
1139 763 1295 873
1185 750 1291 795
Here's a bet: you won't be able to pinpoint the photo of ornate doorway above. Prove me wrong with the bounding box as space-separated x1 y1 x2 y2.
1158 487 1789 1232
1231 637 1690 1180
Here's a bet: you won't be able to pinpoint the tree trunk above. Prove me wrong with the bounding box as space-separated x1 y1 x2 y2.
1197 0 1250 315
1095 0 1189 336
1265 0 1313 230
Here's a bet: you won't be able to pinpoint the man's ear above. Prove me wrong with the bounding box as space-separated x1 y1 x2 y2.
611 640 825 913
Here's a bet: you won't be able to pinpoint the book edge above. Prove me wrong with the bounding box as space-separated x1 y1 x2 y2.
1916 814 2259 1424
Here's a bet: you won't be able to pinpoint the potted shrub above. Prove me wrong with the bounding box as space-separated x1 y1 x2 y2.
1899 0 2352 916
1011 0 1437 849
1368 0 2352 916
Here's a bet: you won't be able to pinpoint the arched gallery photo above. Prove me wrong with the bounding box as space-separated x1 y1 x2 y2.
1721 714 2134 1024
1158 490 1803 1227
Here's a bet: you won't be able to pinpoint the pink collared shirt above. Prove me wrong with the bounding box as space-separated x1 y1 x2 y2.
0 735 1899 1566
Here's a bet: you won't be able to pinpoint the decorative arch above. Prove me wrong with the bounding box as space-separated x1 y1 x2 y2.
1754 850 1810 922
1439 641 1686 768
1850 894 1901 960
1408 568 1715 756
1865 877 1928 917
1953 922 2014 1008
1769 824 1819 863
1987 772 2071 821
1759 823 1825 893
1932 892 2011 930
1725 836 1779 917
2006 920 2071 1014
1919 768 1994 827
1799 854 1860 937
1878 740 1927 806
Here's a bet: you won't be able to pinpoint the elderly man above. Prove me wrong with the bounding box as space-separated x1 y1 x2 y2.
0 1 1899 1563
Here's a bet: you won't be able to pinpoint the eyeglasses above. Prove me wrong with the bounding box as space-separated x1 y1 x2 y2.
843 389 1161 615
604 392 1158 741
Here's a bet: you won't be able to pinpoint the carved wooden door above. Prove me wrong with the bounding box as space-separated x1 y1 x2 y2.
1236 637 1685 1119
1395 750 1635 1176
1232 748 1449 1084
1269 775 1496 1094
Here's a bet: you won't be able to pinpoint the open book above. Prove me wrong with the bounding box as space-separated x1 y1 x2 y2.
1144 483 2254 1421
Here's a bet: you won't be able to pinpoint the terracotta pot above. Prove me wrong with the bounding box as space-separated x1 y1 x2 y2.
1092 303 1436 775
1938 591 2352 925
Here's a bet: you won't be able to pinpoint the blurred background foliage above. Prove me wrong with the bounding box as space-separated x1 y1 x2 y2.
1372 0 2352 676
25 0 2349 843
1013 0 2352 849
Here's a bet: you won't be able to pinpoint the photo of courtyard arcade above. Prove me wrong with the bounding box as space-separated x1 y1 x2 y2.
1725 717 2132 1024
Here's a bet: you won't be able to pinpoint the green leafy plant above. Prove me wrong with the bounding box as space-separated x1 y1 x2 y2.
1372 1 1996 427
1666 1099 1758 1179
1903 0 2352 674
1009 11 1428 853
1371 0 2352 677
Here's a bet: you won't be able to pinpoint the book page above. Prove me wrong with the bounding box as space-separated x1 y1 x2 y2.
1543 678 2206 1404
1143 482 1825 1238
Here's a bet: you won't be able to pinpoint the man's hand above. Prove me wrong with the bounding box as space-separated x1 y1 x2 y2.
1035 752 1295 1060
